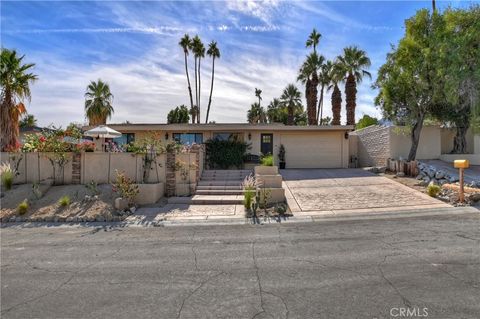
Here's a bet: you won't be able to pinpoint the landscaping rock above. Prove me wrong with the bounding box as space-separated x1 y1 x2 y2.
396 172 405 177
95 216 105 222
468 193 480 202
416 174 425 180
435 170 446 179
66 217 74 223
114 198 129 211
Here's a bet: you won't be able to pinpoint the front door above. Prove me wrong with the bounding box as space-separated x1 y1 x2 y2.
260 133 273 155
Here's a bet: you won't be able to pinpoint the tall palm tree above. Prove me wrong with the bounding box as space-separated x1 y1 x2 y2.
247 102 266 124
1 49 37 151
255 88 262 106
84 79 114 126
317 60 333 124
179 34 195 122
192 36 205 123
337 46 371 125
267 98 282 123
280 84 302 125
306 29 321 53
205 41 220 123
327 62 344 125
298 52 324 125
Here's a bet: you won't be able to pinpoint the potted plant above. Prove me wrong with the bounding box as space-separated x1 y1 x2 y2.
278 144 286 169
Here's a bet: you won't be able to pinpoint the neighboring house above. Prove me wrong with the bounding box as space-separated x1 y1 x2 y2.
350 125 480 167
83 123 354 168
19 126 54 142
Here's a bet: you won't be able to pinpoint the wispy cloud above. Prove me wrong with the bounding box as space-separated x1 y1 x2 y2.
5 26 188 35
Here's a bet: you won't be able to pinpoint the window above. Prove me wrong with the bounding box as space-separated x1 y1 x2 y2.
112 133 135 146
262 135 271 143
172 133 203 145
213 132 242 142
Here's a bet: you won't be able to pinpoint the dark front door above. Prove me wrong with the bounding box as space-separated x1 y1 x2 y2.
260 133 273 155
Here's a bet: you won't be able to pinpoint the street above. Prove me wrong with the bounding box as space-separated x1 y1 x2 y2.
1 214 479 318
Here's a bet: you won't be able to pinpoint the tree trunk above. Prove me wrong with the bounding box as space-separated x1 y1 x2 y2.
317 84 324 125
287 105 294 125
331 84 342 125
197 58 201 123
345 73 357 125
452 124 469 154
184 52 194 112
193 56 198 124
407 114 425 161
0 89 19 151
308 72 318 125
304 79 311 125
205 57 215 123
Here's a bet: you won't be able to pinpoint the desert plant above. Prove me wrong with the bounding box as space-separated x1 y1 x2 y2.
275 203 287 215
112 170 139 205
427 183 441 197
278 145 285 162
58 195 71 207
17 199 28 215
32 182 42 199
242 174 258 210
85 180 99 195
260 154 274 166
0 162 14 190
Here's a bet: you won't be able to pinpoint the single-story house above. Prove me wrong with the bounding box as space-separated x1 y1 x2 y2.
83 123 354 169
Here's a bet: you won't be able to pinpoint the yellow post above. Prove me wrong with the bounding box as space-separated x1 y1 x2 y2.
454 160 469 203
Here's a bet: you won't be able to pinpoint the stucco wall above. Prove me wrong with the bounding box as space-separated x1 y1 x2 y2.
390 126 442 160
440 128 475 154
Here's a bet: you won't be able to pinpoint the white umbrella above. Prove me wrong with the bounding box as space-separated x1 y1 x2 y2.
84 125 122 139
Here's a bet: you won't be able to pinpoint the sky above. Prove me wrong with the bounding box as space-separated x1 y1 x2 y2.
1 0 476 127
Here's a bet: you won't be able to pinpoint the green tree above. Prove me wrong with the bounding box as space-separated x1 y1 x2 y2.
356 114 379 130
298 52 324 125
205 41 220 123
280 84 302 125
1 49 37 151
320 116 332 125
337 46 371 125
327 62 344 125
167 105 190 124
84 79 114 126
247 102 266 124
19 114 37 128
306 28 321 53
255 88 262 106
179 34 195 122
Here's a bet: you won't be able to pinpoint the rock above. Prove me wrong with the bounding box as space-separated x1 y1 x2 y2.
423 176 431 184
416 174 425 180
468 193 480 202
130 206 137 214
95 216 105 222
426 169 436 178
105 215 112 222
435 170 445 179
45 216 54 222
396 172 405 177
449 176 459 183
114 197 129 211
93 195 99 200
66 217 74 223
15 217 23 223
438 179 449 185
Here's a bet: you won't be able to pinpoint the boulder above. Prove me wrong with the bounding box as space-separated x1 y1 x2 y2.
435 170 446 179
426 169 436 178
468 193 480 202
416 174 425 180
396 172 405 177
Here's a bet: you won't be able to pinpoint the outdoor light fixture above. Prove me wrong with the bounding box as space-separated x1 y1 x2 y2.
248 133 252 140
165 133 169 140
344 132 349 139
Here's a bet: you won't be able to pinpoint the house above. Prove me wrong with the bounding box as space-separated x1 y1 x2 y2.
84 123 354 168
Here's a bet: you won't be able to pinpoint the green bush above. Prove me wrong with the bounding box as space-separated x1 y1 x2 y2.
1 169 13 191
58 195 71 207
278 144 285 162
205 139 250 169
427 183 441 197
260 154 274 166
17 199 29 215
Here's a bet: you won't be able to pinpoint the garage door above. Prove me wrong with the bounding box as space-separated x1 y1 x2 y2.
280 132 343 168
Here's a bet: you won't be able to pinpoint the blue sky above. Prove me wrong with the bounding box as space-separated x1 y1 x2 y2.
2 0 476 127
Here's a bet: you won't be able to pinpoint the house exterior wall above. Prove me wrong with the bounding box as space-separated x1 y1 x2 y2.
390 126 442 160
353 125 391 167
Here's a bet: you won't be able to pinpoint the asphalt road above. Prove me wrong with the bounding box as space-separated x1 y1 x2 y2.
1 214 479 319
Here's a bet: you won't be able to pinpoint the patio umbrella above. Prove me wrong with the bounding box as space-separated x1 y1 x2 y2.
84 125 122 139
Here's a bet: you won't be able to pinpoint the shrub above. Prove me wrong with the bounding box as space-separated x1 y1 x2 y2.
1 163 14 190
17 199 29 215
275 203 287 215
242 174 258 209
85 180 99 195
58 195 71 207
205 139 250 169
278 144 285 163
260 154 274 166
112 170 139 205
427 183 441 197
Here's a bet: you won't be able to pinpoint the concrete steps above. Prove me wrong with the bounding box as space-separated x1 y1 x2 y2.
168 195 243 205
195 189 244 195
196 185 242 190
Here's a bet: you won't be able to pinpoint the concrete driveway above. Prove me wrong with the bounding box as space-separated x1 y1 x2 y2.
282 169 450 214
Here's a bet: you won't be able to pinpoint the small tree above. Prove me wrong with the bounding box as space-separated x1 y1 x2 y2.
167 105 190 124
356 115 379 130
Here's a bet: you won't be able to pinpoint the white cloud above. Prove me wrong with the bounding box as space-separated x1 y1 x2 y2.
225 0 280 25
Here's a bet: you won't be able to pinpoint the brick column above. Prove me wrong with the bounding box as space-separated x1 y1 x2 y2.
165 149 176 197
72 153 81 184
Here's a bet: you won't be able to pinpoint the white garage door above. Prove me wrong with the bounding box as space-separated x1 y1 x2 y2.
280 132 343 168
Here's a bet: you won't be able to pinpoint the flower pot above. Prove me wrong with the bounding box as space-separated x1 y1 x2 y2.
279 162 286 169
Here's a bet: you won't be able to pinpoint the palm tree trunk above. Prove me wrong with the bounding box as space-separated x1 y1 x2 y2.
309 73 318 125
287 105 294 126
345 73 357 125
331 84 342 125
317 84 324 124
197 57 201 123
205 57 215 124
184 52 194 112
193 56 198 124
1 89 18 151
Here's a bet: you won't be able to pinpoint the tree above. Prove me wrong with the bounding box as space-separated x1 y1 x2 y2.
374 9 441 161
247 102 266 124
1 49 37 151
320 116 332 125
19 114 37 128
191 35 205 123
337 46 371 125
179 34 195 121
267 98 283 123
255 88 262 106
84 79 114 126
317 60 333 124
266 98 305 125
298 52 323 125
167 105 190 124
205 41 220 123
356 114 379 130
306 29 321 53
327 62 344 125
280 84 302 125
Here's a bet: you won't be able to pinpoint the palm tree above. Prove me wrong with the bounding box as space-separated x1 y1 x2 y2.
247 102 266 124
179 34 195 122
298 52 324 125
192 36 205 123
84 79 114 125
205 41 220 123
1 49 37 151
337 46 371 125
280 84 302 125
255 88 262 106
267 98 282 123
327 62 344 125
19 114 37 128
306 29 321 53
317 60 333 124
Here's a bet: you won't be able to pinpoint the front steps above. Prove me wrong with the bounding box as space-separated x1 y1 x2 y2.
168 170 251 205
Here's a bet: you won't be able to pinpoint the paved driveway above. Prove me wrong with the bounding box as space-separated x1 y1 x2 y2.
282 169 450 214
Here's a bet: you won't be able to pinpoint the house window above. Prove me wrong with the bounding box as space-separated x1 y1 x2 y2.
213 132 242 142
262 135 271 143
112 133 135 146
172 133 203 145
